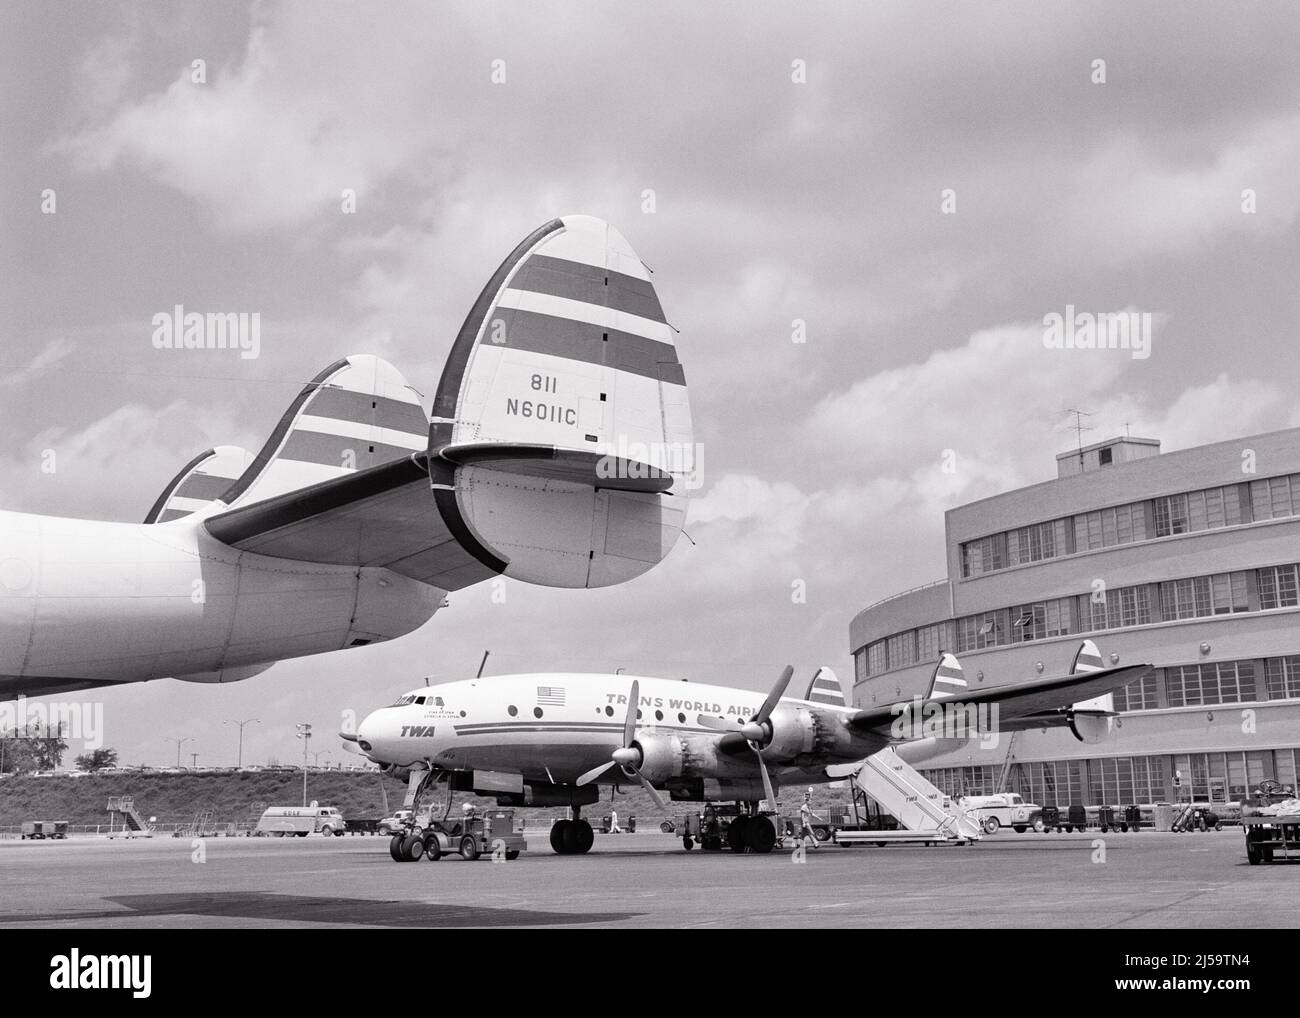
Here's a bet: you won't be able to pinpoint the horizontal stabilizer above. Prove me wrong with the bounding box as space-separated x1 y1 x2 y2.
438 443 672 493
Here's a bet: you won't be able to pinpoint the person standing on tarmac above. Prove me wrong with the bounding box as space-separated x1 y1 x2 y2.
799 789 822 849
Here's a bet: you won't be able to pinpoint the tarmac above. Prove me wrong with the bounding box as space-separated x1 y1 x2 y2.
0 828 1296 928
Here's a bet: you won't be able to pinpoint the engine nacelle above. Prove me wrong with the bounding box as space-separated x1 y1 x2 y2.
631 732 686 784
761 703 820 761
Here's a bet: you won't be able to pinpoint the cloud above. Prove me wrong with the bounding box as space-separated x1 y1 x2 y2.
3 399 261 521
0 338 75 390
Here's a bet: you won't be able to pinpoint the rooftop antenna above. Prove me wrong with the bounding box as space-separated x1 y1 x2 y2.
476 651 490 679
1062 407 1095 466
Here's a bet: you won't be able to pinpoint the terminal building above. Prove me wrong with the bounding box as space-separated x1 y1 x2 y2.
850 429 1300 807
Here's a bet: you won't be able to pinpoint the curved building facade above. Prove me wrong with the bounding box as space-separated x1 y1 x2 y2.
850 430 1300 807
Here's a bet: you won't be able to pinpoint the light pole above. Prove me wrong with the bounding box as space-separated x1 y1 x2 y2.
164 736 192 768
224 718 260 769
295 723 312 806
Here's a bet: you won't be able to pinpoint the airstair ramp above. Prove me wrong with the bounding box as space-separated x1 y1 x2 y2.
853 748 982 841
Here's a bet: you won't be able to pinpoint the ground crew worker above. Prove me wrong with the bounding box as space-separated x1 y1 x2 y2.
799 790 822 849
610 808 622 834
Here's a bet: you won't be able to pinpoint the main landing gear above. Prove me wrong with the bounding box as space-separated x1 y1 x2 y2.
549 814 595 855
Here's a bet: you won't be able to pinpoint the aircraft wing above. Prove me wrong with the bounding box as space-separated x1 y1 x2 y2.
845 663 1152 735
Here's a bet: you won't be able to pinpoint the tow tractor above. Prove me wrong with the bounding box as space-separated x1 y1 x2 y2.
1241 779 1300 866
386 766 529 862
680 803 780 853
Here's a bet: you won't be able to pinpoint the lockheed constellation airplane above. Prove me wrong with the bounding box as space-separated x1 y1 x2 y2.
0 216 693 698
346 639 1149 856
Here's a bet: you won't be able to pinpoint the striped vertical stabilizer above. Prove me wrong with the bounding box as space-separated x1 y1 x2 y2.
145 446 254 523
926 653 968 702
433 215 694 488
1070 640 1116 712
803 667 846 707
220 355 428 510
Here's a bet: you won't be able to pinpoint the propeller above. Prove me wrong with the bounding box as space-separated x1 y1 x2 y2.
575 680 667 809
697 665 793 808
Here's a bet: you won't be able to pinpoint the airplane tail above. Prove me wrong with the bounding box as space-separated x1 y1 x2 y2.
803 666 847 707
218 355 429 510
1069 638 1116 713
426 214 696 588
926 652 969 701
199 217 694 594
144 445 253 523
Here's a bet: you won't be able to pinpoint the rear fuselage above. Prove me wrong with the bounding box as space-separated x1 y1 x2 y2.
0 508 440 693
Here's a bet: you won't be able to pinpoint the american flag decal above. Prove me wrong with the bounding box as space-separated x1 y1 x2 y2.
537 686 566 706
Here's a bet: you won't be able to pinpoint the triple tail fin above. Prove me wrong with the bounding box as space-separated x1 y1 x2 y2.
145 446 253 523
926 652 968 701
803 666 847 707
1070 639 1116 714
219 355 427 510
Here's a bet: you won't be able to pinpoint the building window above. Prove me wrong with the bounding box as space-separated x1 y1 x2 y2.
1152 493 1189 537
886 631 917 671
866 641 887 677
1160 572 1247 620
1113 672 1159 712
1251 474 1300 521
1265 656 1300 700
1257 564 1300 610
1166 661 1257 707
961 533 1007 577
1088 584 1150 631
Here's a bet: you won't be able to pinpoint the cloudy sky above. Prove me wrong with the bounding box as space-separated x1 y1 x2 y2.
3 2 1300 767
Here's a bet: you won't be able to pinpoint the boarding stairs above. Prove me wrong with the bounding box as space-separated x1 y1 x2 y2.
106 796 153 838
186 810 215 838
852 748 982 841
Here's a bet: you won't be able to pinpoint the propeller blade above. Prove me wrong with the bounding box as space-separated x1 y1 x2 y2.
755 665 795 725
576 761 615 787
751 747 776 808
339 731 359 743
623 679 639 748
631 769 667 810
696 714 733 731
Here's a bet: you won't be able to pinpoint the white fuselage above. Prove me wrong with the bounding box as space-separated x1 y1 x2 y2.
0 508 441 692
355 673 898 798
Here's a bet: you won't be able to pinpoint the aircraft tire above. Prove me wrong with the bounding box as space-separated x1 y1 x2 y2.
550 820 571 854
573 820 595 854
389 834 405 861
745 818 776 854
727 817 749 853
561 820 586 855
403 834 424 861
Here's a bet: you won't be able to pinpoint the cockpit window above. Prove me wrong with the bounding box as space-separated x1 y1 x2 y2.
415 696 426 705
435 697 445 707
